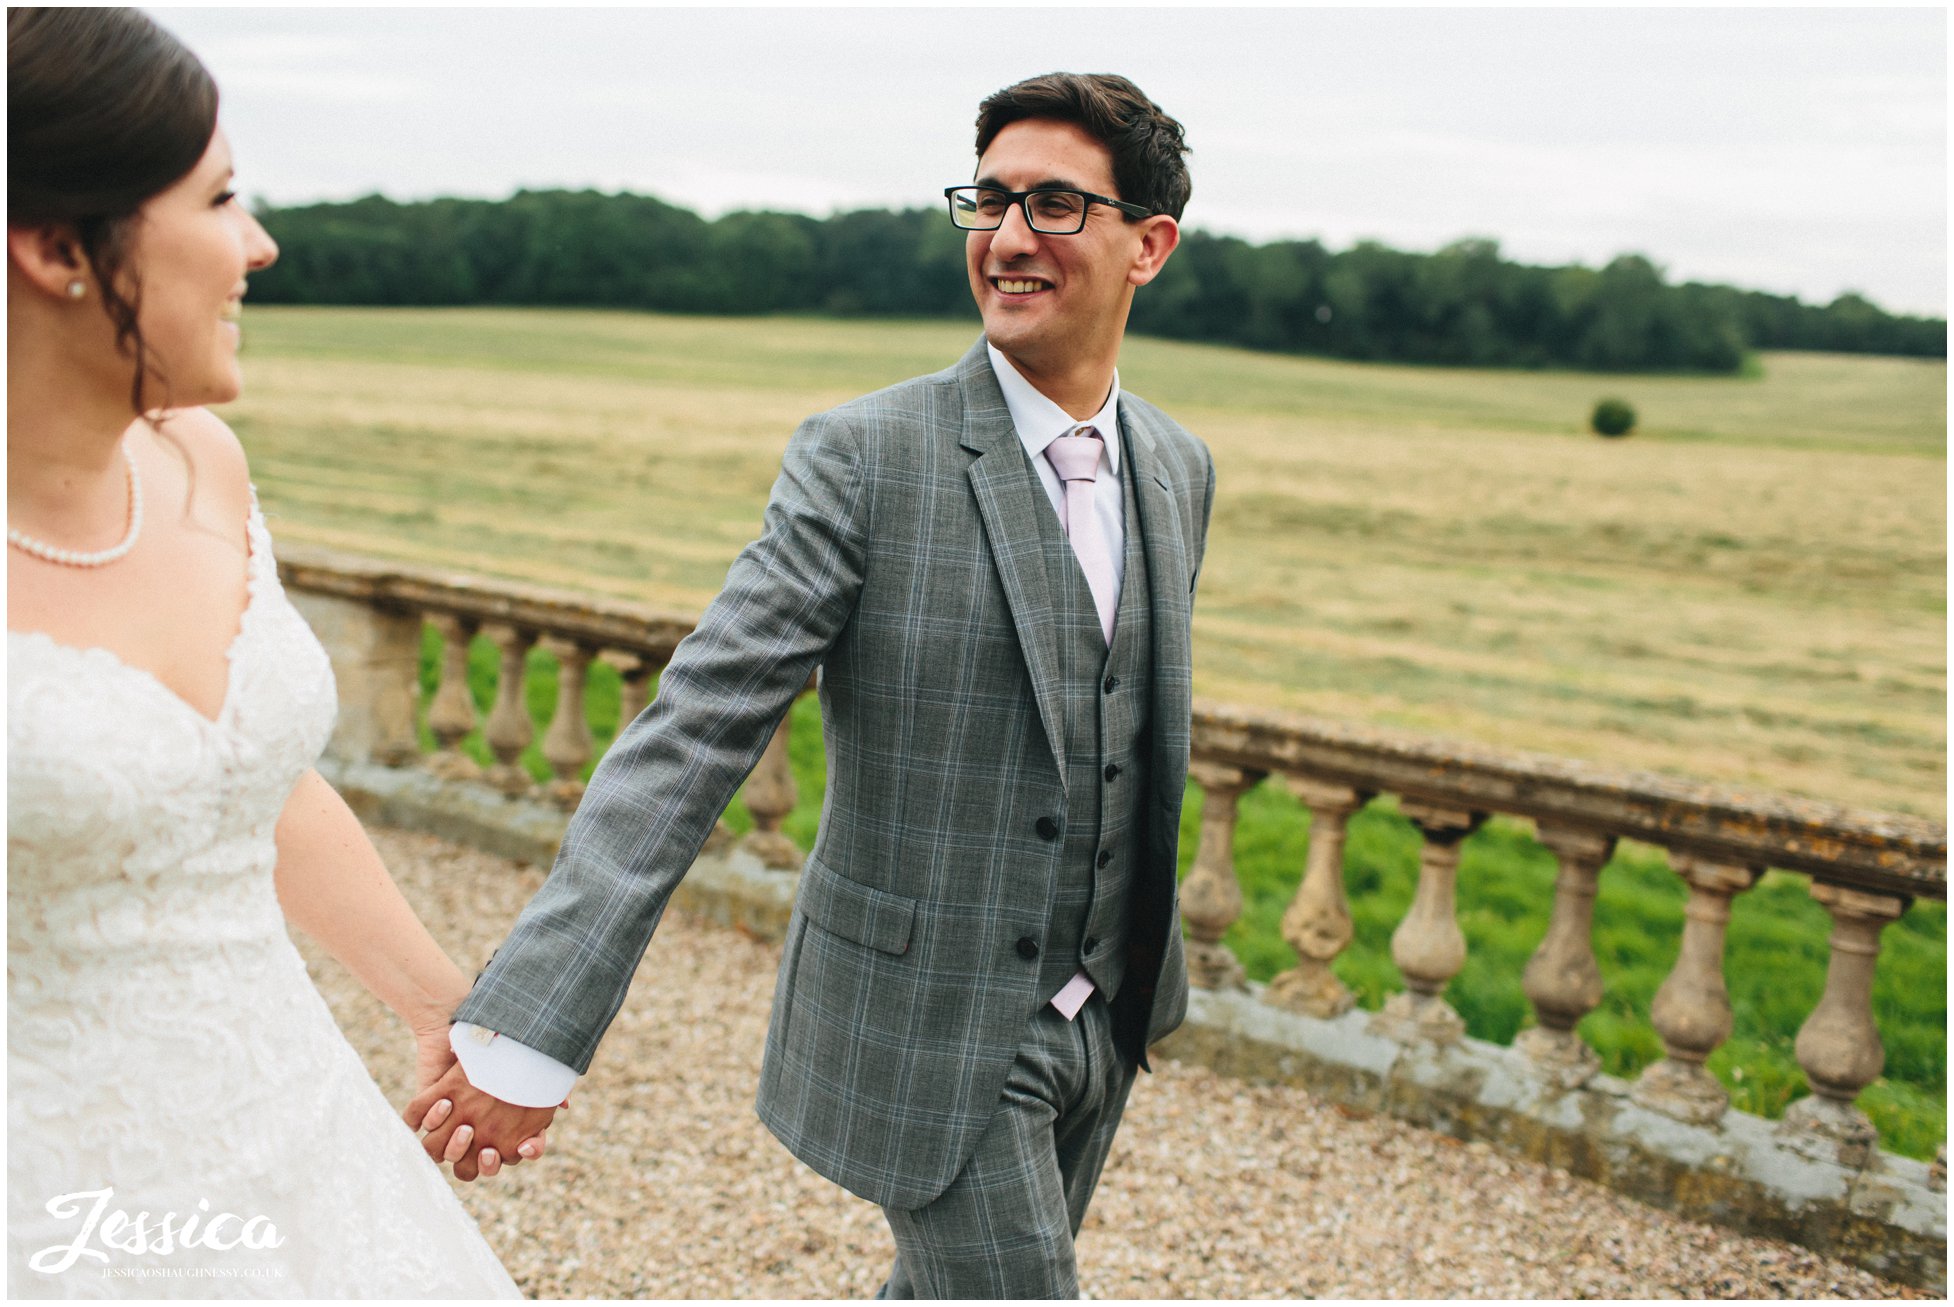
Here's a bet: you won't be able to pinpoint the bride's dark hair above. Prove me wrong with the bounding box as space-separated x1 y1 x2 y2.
8 6 220 413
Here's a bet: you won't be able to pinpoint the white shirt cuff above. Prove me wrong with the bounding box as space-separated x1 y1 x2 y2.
449 1022 580 1108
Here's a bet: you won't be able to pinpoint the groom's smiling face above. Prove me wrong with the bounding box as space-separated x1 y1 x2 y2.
964 118 1154 382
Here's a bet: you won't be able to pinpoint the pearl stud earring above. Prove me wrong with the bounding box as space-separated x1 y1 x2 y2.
66 279 86 299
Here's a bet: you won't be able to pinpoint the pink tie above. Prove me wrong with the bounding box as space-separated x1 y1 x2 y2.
1044 426 1116 645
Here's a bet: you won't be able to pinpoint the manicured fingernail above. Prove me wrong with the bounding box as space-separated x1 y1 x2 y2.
455 1125 473 1142
518 1143 537 1158
482 1150 498 1167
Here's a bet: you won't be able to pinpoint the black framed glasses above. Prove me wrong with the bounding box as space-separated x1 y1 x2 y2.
943 185 1152 234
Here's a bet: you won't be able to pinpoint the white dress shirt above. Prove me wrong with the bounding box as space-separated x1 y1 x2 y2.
449 1018 578 1108
986 343 1127 598
454 346 1128 1104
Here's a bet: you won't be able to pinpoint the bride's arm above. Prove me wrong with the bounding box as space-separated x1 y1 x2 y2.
273 769 471 1036
272 768 551 1174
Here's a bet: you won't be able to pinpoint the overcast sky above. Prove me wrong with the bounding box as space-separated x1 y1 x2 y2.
157 6 1946 317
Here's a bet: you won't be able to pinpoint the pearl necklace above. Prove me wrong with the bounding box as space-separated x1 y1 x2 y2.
8 445 144 567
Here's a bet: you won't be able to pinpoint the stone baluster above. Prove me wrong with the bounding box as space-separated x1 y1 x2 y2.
1180 763 1263 990
1376 802 1483 1044
1780 883 1907 1167
599 651 656 729
424 614 482 780
1632 854 1760 1124
740 707 802 870
540 637 596 809
1514 825 1617 1087
702 817 737 859
482 624 538 797
1265 780 1368 1017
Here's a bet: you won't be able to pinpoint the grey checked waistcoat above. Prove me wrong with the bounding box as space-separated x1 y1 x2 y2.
1029 435 1152 1005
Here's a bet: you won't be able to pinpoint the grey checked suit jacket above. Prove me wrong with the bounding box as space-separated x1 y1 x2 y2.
455 337 1216 1210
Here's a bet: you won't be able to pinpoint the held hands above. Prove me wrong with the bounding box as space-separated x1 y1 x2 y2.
405 1057 563 1182
407 1022 558 1181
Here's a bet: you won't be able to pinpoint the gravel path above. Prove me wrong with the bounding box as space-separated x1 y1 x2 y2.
302 827 1927 1299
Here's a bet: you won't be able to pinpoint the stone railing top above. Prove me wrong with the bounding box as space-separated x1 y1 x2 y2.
280 544 698 663
280 545 1947 903
1192 700 1944 900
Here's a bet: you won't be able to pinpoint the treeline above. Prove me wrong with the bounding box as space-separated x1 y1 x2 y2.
251 189 1945 373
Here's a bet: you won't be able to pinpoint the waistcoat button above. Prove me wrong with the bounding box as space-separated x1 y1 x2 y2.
1016 936 1039 960
1035 816 1059 841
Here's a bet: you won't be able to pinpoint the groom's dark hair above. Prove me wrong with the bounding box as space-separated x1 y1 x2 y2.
973 72 1191 221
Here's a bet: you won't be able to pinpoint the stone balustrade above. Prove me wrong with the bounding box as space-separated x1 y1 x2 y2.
1188 700 1942 1161
279 547 805 864
280 544 1947 1288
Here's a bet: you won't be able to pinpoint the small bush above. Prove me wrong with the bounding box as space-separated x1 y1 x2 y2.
1592 397 1637 437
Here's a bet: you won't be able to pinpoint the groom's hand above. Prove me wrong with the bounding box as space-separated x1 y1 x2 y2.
406 1062 561 1183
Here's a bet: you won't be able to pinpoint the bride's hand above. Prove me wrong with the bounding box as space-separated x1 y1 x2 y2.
412 1019 462 1105
409 1020 550 1175
407 1061 562 1183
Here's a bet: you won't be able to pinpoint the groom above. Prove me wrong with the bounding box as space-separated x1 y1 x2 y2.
415 71 1213 1297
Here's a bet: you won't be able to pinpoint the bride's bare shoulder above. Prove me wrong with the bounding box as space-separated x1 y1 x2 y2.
143 407 254 518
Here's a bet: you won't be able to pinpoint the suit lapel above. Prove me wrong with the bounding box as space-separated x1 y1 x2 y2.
1121 403 1194 806
957 341 1069 783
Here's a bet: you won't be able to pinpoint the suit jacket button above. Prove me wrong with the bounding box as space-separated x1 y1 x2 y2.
1103 763 1121 782
1084 936 1100 953
1016 936 1040 960
1103 676 1119 694
1035 816 1059 840
1097 848 1113 869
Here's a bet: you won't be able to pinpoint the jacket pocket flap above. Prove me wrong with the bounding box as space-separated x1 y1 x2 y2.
796 857 917 955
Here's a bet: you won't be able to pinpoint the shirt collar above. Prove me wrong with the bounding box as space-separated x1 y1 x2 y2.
986 343 1121 475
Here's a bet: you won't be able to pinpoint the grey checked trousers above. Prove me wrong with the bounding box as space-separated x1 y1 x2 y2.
875 993 1137 1299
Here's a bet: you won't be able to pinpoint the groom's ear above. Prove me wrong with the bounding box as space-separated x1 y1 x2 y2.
1126 215 1180 289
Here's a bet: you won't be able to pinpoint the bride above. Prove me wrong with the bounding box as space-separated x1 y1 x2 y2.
9 9 543 1296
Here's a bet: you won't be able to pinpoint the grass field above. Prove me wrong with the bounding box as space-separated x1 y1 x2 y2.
230 307 1945 817
222 307 1944 1156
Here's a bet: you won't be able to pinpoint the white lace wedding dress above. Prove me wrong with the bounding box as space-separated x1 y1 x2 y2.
8 498 520 1299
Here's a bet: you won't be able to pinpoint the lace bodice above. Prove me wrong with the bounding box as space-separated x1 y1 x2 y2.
8 499 517 1299
9 499 334 973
